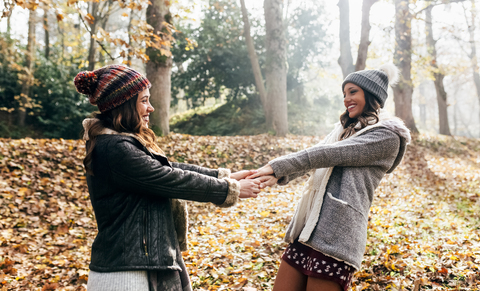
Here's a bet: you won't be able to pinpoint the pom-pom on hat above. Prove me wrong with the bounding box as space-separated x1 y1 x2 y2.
74 65 151 113
341 64 399 108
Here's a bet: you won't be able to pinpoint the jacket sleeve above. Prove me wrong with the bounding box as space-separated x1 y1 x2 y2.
170 163 231 179
277 171 310 185
269 128 400 179
106 138 239 207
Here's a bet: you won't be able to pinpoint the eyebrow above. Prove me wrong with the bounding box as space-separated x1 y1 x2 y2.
343 86 356 93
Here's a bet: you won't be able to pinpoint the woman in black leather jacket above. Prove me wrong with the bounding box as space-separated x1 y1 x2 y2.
74 65 261 291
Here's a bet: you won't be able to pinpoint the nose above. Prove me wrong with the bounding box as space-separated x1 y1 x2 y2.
148 102 154 112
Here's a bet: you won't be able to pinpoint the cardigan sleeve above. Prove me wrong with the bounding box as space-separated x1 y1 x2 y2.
276 171 310 185
269 128 400 179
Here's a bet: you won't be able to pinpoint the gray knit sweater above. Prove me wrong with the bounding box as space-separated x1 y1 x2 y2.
269 124 410 270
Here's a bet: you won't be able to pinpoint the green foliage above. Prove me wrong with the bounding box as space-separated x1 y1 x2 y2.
170 97 266 136
0 121 38 139
171 90 344 136
0 33 95 139
288 93 340 136
171 0 257 108
286 5 330 92
0 73 19 112
32 53 96 139
170 0 333 136
0 34 22 112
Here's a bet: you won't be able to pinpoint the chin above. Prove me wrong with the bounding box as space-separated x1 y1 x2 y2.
349 112 359 119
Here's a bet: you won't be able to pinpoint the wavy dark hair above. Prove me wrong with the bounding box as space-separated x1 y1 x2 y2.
339 90 381 140
83 95 162 175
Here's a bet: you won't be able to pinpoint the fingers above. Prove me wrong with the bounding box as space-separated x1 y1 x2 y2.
246 165 274 179
232 170 258 180
253 175 277 188
256 176 271 182
246 165 273 179
251 179 261 193
246 171 263 179
239 179 262 199
238 174 278 199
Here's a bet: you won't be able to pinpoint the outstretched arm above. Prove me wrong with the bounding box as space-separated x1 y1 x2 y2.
248 128 400 185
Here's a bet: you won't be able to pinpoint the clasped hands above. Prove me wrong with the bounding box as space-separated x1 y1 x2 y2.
229 164 278 199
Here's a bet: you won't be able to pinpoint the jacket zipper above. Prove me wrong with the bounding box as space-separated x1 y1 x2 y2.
143 208 149 257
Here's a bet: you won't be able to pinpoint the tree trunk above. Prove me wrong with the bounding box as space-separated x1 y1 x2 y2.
465 0 480 137
127 11 134 65
19 9 36 127
393 0 419 133
146 0 172 136
44 5 49 60
264 0 288 136
97 16 109 66
87 2 99 71
6 6 13 41
337 0 355 78
453 100 457 135
355 0 378 71
425 6 451 135
57 14 66 61
240 0 269 122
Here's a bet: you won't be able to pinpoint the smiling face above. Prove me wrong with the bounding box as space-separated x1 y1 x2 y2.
343 83 366 119
136 88 154 128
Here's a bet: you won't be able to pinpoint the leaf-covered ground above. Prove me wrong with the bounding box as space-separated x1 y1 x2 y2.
0 133 479 290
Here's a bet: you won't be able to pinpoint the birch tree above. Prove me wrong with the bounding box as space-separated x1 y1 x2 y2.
425 5 451 135
18 8 36 127
393 0 419 133
264 0 288 136
337 0 355 78
240 0 268 123
146 0 173 136
463 0 480 136
337 0 379 78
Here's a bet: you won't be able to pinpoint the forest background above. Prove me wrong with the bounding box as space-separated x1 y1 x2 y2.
1 0 480 139
1 0 480 290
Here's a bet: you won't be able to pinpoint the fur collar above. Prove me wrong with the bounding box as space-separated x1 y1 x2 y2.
82 118 166 157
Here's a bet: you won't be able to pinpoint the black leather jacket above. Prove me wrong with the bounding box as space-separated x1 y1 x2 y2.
86 134 230 272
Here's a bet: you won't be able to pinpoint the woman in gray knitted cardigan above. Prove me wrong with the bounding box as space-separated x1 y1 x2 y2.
249 64 411 291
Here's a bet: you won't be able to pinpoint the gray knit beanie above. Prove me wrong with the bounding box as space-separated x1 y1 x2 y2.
341 64 399 108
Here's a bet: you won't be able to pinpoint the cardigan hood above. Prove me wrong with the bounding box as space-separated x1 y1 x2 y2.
374 117 410 173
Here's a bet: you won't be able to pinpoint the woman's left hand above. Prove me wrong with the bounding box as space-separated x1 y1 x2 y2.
246 164 274 179
230 170 257 181
256 175 278 188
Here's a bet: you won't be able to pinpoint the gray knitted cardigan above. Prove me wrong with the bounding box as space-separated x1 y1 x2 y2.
269 121 410 270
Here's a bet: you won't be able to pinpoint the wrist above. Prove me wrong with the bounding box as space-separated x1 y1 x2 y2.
218 168 231 179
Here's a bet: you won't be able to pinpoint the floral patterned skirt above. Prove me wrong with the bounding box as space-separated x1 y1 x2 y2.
281 240 355 291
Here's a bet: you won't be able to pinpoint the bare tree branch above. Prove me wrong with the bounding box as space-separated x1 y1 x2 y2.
414 0 467 17
77 8 117 62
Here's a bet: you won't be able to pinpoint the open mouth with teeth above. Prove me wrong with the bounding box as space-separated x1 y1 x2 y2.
347 104 357 111
142 115 149 124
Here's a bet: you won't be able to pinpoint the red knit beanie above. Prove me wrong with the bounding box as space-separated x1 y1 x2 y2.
74 65 151 113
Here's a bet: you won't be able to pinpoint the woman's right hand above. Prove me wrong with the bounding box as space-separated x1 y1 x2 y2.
239 179 261 199
246 164 274 179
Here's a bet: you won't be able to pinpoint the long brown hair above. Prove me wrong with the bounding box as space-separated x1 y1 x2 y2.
83 95 162 175
339 90 381 140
